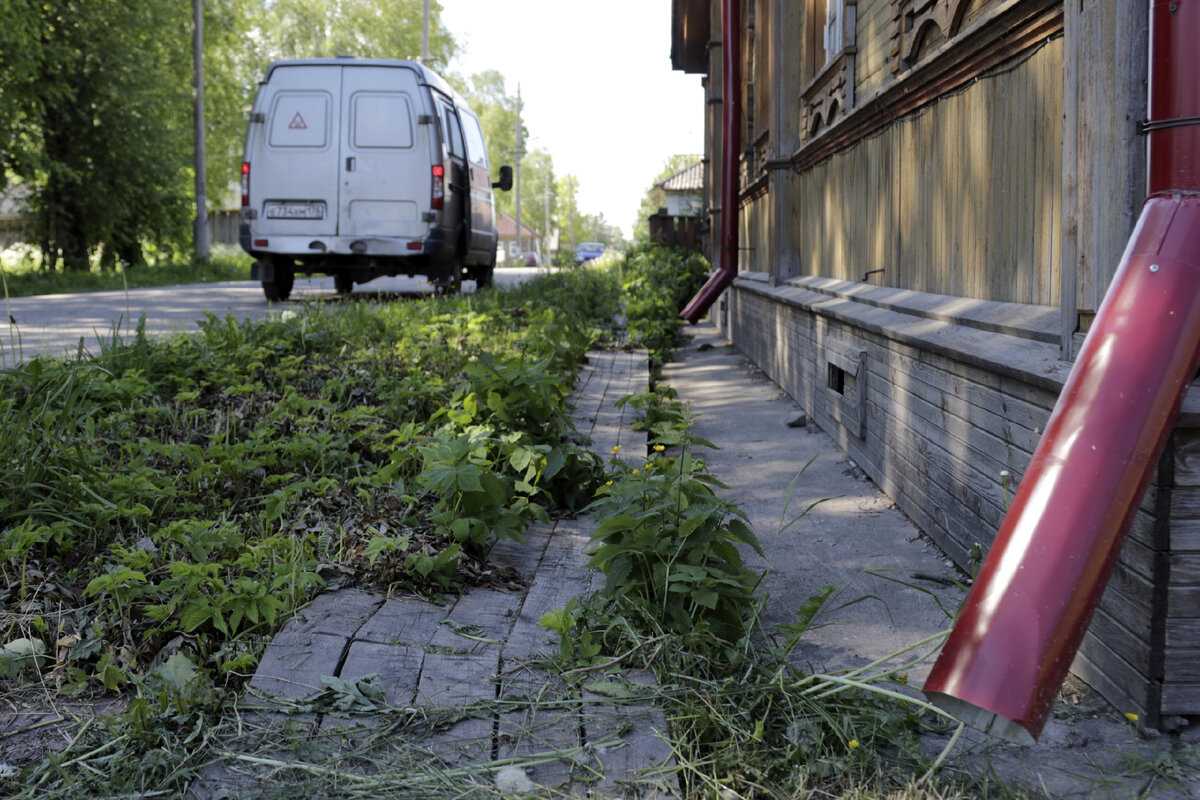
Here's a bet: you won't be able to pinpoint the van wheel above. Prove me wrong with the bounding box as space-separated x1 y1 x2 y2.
262 265 294 302
471 262 495 289
334 274 354 295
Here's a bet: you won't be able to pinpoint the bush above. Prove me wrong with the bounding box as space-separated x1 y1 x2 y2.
621 246 709 368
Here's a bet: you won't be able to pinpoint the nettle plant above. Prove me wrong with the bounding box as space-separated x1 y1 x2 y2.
549 391 764 651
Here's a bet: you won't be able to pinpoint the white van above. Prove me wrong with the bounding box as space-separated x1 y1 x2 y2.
239 57 512 300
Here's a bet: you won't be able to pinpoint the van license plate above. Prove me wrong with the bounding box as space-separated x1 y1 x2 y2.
265 203 325 220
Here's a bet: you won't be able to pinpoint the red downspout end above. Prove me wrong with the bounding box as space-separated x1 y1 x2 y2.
924 0 1200 743
681 0 740 325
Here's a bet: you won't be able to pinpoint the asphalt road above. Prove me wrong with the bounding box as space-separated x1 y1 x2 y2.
1 268 547 365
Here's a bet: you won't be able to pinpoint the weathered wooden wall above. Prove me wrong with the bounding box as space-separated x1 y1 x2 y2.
1165 410 1200 717
726 278 1183 720
738 194 771 274
781 36 1062 305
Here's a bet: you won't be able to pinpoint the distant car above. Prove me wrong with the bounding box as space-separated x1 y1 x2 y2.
574 242 605 263
520 251 540 267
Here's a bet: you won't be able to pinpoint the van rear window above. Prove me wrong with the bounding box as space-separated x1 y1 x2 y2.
352 93 414 149
269 92 330 148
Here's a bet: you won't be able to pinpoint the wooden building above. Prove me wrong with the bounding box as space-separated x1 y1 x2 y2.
671 0 1199 728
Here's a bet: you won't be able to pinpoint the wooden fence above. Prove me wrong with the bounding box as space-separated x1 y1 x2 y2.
648 212 702 252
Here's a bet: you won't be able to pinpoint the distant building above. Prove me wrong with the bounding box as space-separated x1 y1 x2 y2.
496 211 541 266
0 185 32 249
648 160 705 251
655 160 703 217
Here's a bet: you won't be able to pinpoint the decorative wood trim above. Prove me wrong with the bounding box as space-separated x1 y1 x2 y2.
800 0 858 140
890 0 974 73
801 50 857 140
792 0 1061 173
740 173 770 206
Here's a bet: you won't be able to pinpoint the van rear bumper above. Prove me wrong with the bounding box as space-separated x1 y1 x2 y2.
244 234 445 257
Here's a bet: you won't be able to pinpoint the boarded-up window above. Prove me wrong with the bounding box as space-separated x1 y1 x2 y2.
352 93 414 150
269 92 330 148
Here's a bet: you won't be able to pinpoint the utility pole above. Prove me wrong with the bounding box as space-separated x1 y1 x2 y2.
514 84 524 255
544 174 551 266
420 0 430 63
192 0 210 260
569 177 576 249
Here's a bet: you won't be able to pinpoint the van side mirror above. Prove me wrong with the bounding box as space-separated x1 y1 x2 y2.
492 165 513 192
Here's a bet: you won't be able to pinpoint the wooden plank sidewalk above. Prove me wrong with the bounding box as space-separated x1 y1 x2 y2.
190 349 678 798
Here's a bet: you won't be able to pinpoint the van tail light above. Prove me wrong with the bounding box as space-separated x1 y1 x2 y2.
431 165 444 210
241 162 250 207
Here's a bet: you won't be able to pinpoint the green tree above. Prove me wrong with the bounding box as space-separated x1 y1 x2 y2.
0 0 44 189
200 0 268 209
30 0 194 270
260 0 456 68
455 70 519 189
557 175 582 251
515 148 556 244
633 154 702 243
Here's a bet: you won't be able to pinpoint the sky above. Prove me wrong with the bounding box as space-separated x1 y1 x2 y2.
439 0 704 238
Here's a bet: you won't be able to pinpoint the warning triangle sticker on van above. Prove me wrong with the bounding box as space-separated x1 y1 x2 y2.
289 112 307 130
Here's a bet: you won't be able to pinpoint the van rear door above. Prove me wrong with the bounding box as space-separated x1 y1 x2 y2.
255 65 341 237
338 66 429 238
459 109 497 262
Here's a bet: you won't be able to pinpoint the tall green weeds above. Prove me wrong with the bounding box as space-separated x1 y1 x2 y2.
621 245 709 369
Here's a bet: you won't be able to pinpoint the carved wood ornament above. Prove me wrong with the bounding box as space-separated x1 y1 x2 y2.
800 0 858 141
802 59 852 139
890 0 973 72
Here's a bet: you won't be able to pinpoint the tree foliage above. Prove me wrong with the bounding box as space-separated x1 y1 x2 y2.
0 0 619 270
0 0 43 189
2 0 195 270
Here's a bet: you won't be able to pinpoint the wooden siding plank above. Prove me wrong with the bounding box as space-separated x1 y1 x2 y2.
1161 683 1200 715
1072 639 1150 720
1166 515 1200 554
793 39 1063 305
1163 650 1200 683
1166 616 1200 649
1172 553 1200 585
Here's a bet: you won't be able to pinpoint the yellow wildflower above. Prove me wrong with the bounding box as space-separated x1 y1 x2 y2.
653 444 665 452
632 469 640 475
848 739 859 749
610 445 622 455
1125 712 1139 723
604 480 613 486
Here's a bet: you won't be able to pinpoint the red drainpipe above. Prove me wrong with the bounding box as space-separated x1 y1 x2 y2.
924 0 1200 743
681 0 741 324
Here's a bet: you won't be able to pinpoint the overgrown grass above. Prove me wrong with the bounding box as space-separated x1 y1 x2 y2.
0 266 621 795
0 244 252 297
532 387 1015 799
0 250 1031 798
